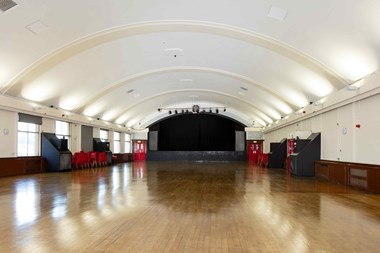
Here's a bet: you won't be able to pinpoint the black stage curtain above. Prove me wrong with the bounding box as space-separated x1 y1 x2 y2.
153 114 244 151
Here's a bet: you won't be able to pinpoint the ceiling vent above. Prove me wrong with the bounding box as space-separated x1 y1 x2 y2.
0 0 17 12
268 6 288 22
25 20 49 35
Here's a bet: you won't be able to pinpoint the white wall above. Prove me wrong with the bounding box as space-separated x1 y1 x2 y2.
41 118 55 133
264 93 380 165
355 95 380 164
0 110 17 158
120 132 125 153
93 127 100 138
132 131 148 140
71 123 81 153
246 130 263 140
109 130 114 152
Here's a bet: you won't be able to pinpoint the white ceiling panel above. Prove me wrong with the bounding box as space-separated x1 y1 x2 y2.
0 0 378 128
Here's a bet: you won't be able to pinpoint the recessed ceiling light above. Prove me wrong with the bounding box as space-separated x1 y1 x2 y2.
25 20 49 35
238 91 245 96
346 79 363 91
133 93 141 98
268 6 288 22
165 48 184 57
165 48 183 53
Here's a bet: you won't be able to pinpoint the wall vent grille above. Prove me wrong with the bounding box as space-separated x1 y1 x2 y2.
0 0 17 12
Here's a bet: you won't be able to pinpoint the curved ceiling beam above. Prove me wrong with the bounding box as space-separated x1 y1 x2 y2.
111 88 275 124
74 66 296 113
1 20 348 94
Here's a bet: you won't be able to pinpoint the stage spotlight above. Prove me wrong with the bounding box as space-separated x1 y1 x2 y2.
192 105 200 113
223 108 226 112
158 108 161 112
169 110 172 114
181 109 184 114
209 109 212 113
175 110 178 114
186 109 189 113
216 109 219 113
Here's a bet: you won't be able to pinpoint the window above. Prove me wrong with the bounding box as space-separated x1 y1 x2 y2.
55 120 71 149
17 122 40 156
100 129 109 142
113 132 121 153
125 133 131 153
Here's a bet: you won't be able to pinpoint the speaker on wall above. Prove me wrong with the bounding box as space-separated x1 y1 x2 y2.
235 131 245 151
149 131 158 151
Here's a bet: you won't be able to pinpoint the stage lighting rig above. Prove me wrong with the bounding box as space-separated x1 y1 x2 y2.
157 105 227 115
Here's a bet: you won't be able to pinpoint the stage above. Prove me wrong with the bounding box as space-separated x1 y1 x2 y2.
146 151 246 161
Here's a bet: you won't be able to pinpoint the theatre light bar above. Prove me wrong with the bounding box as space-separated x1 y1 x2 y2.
158 105 227 114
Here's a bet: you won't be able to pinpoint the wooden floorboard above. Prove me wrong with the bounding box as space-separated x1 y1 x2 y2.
0 161 380 252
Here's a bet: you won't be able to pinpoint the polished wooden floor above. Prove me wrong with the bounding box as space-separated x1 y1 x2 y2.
1 162 380 252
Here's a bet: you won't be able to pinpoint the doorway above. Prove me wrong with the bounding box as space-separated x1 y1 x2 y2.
133 140 147 161
247 140 262 164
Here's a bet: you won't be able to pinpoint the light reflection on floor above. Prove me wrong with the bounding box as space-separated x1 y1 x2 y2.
14 179 39 226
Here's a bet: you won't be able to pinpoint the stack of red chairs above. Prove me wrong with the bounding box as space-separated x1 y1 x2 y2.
81 151 90 168
98 152 107 167
71 151 109 169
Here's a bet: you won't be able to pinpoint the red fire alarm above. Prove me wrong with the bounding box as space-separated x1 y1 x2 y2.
355 124 361 128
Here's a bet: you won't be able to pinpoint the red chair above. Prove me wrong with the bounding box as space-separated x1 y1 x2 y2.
259 153 268 168
78 151 86 169
71 152 78 170
98 152 107 167
89 151 98 167
257 152 261 166
84 152 92 168
72 152 83 169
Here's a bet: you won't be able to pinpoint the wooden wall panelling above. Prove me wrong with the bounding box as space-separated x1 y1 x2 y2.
329 163 348 185
315 160 380 193
0 157 45 178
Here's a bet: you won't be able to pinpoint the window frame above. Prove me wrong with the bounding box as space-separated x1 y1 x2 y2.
113 131 121 153
124 133 131 153
100 129 109 142
55 120 71 149
17 122 40 157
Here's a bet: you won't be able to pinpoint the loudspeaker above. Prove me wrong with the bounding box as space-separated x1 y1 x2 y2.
235 131 245 151
149 131 158 151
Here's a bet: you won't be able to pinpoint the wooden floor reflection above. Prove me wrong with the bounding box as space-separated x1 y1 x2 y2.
1 162 380 252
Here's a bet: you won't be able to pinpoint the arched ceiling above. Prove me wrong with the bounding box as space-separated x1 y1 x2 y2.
0 0 378 129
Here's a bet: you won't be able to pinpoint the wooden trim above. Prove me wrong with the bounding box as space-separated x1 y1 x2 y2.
315 160 380 193
0 156 45 178
113 153 133 163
